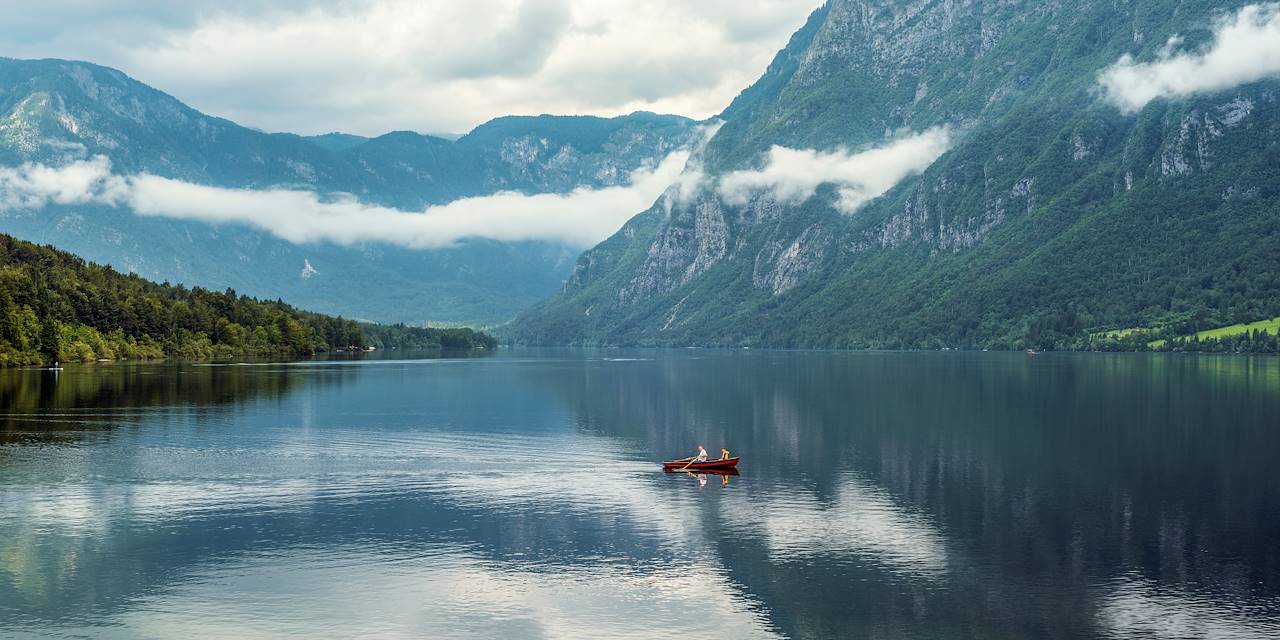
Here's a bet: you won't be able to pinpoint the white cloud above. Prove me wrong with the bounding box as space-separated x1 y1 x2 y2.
658 120 724 213
0 156 127 209
1098 3 1280 113
717 127 952 213
0 152 690 249
1 0 820 136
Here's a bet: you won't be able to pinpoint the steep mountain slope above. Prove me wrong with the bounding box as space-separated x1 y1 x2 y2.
344 113 691 207
511 0 1280 349
0 57 695 324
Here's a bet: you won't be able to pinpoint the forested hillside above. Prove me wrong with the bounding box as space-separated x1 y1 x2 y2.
0 234 494 366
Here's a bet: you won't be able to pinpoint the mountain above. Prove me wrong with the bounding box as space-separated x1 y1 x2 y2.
305 132 371 153
0 233 494 367
0 57 696 324
510 0 1280 349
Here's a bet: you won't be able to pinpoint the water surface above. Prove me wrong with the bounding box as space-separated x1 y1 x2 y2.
1 350 1278 638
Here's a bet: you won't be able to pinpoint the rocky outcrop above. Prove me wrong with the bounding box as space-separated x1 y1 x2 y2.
753 224 830 295
618 195 729 305
489 126 691 194
1160 96 1262 179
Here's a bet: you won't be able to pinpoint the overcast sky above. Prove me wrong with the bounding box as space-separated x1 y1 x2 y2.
0 0 819 136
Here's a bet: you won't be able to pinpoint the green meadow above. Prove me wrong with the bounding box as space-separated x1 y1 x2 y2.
1150 317 1280 349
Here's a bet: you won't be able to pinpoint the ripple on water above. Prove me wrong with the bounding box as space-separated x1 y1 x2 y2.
89 545 783 640
1095 573 1280 639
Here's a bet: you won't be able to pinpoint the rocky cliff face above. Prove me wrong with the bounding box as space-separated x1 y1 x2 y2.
511 0 1280 348
342 113 694 207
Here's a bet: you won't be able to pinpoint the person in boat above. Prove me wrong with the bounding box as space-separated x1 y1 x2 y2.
720 447 731 460
694 445 709 463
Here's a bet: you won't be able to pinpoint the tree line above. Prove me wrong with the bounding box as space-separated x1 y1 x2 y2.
0 234 495 366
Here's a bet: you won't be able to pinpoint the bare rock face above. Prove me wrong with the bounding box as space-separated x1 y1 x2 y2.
0 94 47 154
683 199 729 284
1217 97 1254 127
1160 99 1261 179
618 195 729 306
1159 113 1202 177
490 127 689 194
753 224 830 296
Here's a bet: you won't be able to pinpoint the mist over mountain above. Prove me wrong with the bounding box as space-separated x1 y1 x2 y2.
511 0 1280 349
0 57 696 324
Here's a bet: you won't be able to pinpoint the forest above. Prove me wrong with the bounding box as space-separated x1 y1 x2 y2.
0 235 495 366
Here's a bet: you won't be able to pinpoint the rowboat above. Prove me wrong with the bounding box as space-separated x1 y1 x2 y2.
662 457 740 472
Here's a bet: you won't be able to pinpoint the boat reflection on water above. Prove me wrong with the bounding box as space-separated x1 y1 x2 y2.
668 468 739 489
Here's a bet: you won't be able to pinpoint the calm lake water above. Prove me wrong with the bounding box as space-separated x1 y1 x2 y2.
1 349 1278 639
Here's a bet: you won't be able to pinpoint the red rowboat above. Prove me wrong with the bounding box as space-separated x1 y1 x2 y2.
662 457 740 472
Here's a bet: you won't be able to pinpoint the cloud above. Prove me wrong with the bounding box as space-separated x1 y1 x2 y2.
0 156 127 209
717 127 952 213
1098 3 1280 113
1 0 820 136
0 152 690 249
658 120 725 213
438 0 572 80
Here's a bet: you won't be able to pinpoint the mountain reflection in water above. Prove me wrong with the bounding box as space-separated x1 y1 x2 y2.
0 350 1277 639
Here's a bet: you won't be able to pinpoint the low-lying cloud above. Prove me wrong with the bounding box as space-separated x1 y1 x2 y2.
2 126 946 249
717 127 951 213
0 153 690 249
1098 3 1280 113
0 156 127 209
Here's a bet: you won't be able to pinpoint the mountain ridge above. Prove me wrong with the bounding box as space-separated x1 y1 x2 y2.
0 56 698 325
1 56 696 206
509 0 1280 350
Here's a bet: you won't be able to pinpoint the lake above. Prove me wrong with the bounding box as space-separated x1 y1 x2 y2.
1 349 1278 639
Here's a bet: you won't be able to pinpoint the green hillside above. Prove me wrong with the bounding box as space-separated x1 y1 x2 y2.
1190 317 1280 341
1138 316 1280 353
0 234 494 366
511 0 1280 351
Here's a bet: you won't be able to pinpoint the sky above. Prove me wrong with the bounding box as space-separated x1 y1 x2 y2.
0 0 819 136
